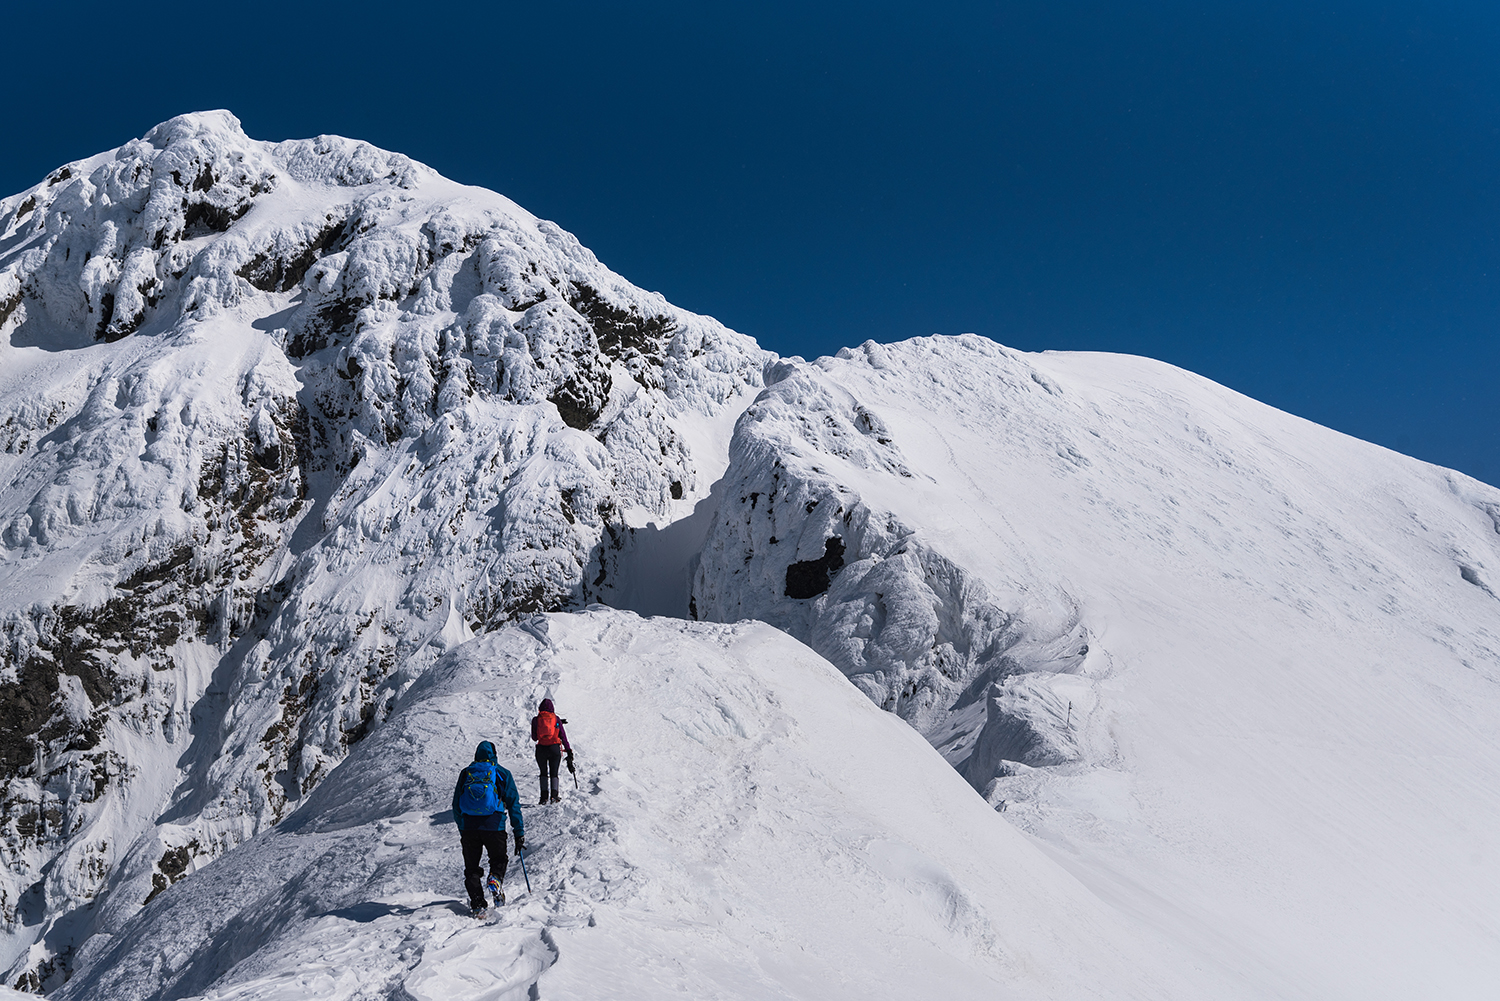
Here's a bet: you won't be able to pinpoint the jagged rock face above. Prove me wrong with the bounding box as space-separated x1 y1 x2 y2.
0 112 763 989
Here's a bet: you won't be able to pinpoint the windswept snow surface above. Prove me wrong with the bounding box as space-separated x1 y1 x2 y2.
694 336 1500 999
54 611 1221 1001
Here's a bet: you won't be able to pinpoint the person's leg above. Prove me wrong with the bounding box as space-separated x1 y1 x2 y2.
461 829 485 909
543 745 562 801
534 745 549 804
483 829 509 883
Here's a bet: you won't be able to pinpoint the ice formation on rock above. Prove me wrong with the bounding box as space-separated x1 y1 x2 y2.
692 341 1101 780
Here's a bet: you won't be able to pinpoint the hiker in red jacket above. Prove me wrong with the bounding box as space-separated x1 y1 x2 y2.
530 698 573 805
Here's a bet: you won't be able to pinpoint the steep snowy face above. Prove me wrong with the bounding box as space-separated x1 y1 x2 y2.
0 112 764 987
694 335 1500 998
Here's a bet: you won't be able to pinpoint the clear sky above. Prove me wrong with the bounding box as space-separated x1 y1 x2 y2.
4 1 1497 485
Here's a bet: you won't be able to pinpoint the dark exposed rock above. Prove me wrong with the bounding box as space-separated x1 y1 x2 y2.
142 840 201 905
550 384 604 431
93 291 116 342
236 217 352 294
287 298 360 358
570 282 675 363
784 537 846 599
0 289 21 330
182 198 250 239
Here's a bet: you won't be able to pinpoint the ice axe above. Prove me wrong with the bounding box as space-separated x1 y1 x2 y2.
518 847 532 893
567 751 577 789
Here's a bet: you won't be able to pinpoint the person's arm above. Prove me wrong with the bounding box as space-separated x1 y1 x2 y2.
557 720 572 754
500 767 524 838
529 716 538 741
451 773 465 829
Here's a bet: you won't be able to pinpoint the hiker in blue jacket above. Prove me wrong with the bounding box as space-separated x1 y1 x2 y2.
452 740 525 917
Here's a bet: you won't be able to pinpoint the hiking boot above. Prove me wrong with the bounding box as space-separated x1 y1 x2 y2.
538 794 549 806
486 875 504 906
550 793 561 804
470 903 488 920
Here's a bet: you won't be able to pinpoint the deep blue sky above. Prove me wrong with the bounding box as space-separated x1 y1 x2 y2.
5 1 1497 485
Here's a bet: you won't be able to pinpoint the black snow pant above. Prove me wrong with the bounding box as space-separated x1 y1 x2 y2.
536 744 562 801
461 828 508 908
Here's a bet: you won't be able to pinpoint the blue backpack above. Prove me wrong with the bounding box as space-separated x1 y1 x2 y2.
458 762 502 815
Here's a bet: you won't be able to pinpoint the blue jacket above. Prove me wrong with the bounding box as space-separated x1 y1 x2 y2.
452 741 525 835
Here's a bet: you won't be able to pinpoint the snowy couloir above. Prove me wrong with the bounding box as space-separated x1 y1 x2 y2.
0 112 1497 999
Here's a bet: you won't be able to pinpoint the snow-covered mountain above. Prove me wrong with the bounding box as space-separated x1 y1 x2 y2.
1 113 1498 998
0 110 763 990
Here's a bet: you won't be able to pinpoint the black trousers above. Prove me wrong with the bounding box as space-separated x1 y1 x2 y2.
536 744 562 799
461 828 508 907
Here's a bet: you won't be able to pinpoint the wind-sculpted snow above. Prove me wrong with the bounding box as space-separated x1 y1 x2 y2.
0 112 763 988
693 342 1100 774
53 611 1218 1001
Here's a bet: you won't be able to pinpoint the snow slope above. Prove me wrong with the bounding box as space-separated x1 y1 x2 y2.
693 335 1500 998
54 610 1231 1001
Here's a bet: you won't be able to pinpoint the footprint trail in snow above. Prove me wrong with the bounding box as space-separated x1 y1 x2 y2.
57 611 1217 1001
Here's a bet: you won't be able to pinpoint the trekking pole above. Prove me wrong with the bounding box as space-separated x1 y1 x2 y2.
518 847 532 893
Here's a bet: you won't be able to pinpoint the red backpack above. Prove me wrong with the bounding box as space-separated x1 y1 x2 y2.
534 711 560 744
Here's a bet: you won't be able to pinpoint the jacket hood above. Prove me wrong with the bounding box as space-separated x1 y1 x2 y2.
473 740 497 763
539 699 555 713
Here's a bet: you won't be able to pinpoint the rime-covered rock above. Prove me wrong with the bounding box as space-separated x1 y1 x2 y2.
0 112 763 988
691 341 1097 779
